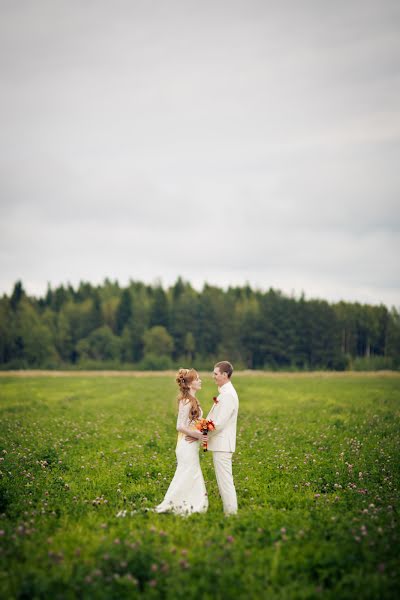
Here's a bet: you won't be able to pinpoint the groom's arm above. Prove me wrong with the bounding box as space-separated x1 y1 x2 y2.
211 394 236 432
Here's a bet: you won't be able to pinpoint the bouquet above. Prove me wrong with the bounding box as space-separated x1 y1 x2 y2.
195 418 216 452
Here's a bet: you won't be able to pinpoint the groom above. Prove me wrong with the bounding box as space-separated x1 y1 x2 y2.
200 361 239 515
207 361 239 515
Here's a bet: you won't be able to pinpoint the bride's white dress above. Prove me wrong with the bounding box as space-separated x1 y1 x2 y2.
155 400 208 515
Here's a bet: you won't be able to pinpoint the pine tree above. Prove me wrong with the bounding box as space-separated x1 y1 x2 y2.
10 281 24 311
149 287 169 329
115 289 133 335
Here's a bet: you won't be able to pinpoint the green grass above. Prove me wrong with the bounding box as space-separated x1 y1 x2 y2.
0 373 399 599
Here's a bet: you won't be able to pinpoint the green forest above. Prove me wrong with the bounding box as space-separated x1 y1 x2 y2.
0 279 399 371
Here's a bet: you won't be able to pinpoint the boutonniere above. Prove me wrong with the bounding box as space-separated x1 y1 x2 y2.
213 396 219 405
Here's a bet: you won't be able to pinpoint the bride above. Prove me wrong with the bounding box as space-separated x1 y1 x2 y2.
155 368 208 515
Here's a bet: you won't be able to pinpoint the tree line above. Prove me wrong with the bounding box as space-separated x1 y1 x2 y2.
0 278 399 370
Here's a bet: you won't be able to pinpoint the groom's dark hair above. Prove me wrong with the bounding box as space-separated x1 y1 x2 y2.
214 361 233 378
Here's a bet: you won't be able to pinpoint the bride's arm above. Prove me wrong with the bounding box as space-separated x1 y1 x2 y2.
178 426 202 439
176 401 202 439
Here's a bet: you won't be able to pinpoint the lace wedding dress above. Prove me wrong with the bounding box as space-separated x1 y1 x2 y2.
155 400 208 515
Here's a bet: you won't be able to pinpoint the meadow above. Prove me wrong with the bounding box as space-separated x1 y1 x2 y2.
0 372 399 599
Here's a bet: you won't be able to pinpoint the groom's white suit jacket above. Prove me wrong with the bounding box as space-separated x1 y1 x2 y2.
206 381 239 452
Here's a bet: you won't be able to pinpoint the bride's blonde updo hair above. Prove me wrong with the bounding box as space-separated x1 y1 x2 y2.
176 368 200 422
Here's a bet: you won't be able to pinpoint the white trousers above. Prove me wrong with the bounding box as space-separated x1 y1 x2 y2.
212 451 238 515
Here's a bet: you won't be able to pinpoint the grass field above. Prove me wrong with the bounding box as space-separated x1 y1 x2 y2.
0 372 399 599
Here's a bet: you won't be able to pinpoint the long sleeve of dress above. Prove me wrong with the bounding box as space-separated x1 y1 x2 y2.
176 401 191 431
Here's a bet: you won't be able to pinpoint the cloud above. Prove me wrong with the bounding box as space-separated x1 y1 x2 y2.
0 1 399 306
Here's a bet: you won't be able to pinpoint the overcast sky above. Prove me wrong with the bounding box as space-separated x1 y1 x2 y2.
1 0 399 307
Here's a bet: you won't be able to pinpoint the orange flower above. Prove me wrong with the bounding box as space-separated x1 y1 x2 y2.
195 418 207 431
194 419 216 451
195 418 215 431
